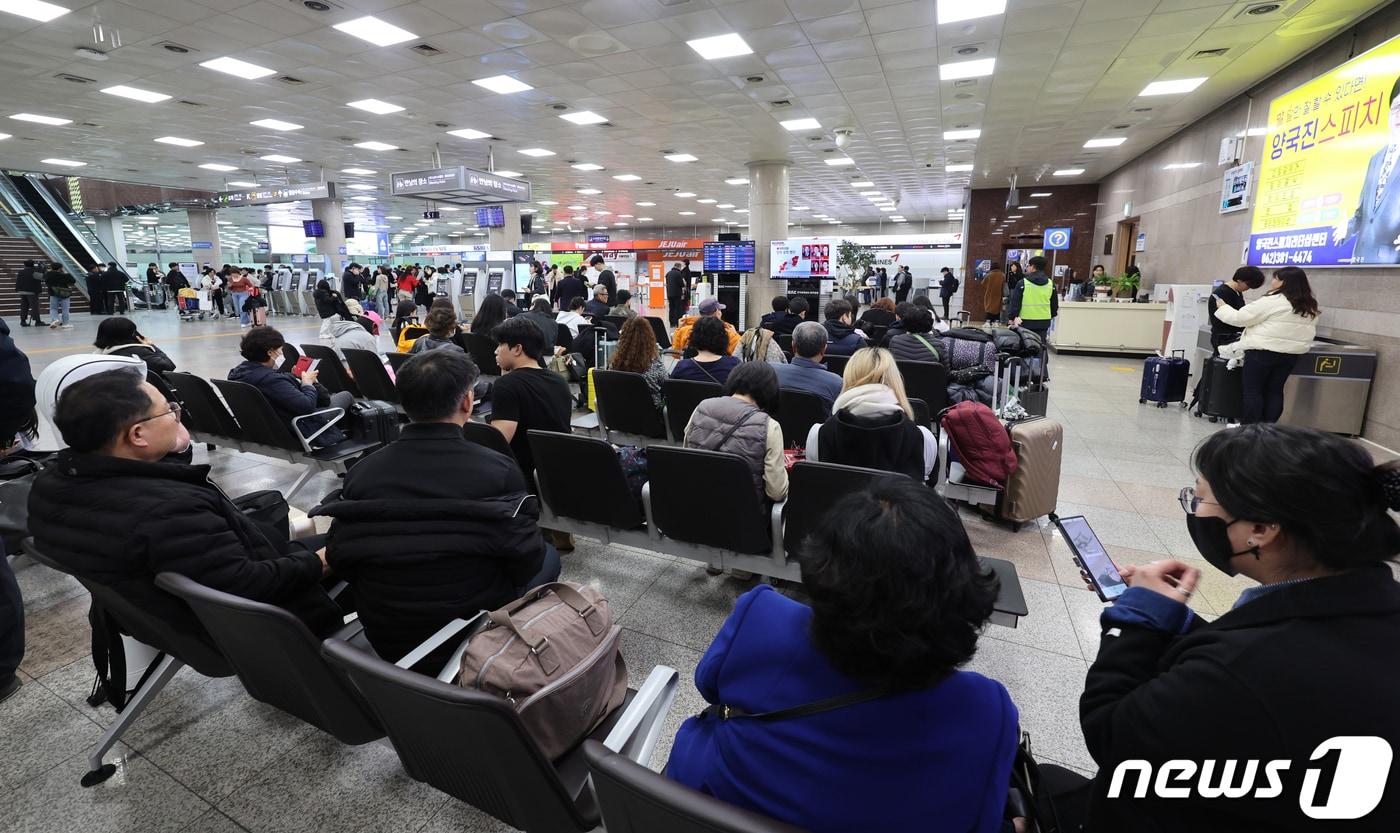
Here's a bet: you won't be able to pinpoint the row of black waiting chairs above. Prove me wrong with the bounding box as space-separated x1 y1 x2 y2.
20 538 768 832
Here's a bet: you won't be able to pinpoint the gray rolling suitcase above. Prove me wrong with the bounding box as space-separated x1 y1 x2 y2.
996 416 1062 526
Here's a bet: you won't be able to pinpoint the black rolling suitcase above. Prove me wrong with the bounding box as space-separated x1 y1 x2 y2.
348 400 400 446
1202 356 1242 422
1140 350 1190 408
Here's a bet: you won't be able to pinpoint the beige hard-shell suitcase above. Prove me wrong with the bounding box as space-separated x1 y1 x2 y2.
997 416 1062 524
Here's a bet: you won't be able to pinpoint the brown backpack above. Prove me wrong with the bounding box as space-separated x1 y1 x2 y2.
457 581 627 760
738 326 776 362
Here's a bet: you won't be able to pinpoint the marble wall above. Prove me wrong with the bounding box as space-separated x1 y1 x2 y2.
1092 5 1400 450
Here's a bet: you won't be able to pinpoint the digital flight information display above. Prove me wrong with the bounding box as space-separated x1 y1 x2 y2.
703 240 755 272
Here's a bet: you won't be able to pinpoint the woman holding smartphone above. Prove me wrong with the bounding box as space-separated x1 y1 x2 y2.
1211 266 1318 423
1048 424 1400 832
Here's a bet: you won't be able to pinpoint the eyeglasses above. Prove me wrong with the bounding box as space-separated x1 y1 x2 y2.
132 402 182 427
1178 486 1219 515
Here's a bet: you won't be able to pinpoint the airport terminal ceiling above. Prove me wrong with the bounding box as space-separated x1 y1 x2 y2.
0 0 1391 235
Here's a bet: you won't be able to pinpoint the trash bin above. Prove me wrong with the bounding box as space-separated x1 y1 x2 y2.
1279 337 1377 436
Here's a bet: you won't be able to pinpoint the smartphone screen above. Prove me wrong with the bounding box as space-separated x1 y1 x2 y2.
1056 515 1127 601
308 359 321 373
292 356 313 376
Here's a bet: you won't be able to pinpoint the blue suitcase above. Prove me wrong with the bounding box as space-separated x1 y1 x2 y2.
1140 350 1190 408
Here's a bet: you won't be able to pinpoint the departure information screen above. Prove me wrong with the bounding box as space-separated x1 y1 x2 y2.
475 205 506 228
703 240 755 272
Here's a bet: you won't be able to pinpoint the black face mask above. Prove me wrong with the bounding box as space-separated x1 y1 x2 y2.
1185 514 1259 577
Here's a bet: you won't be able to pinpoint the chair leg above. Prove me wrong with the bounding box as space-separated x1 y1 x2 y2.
81 655 183 786
283 465 316 501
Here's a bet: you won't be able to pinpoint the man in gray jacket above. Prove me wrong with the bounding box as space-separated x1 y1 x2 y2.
772 321 843 414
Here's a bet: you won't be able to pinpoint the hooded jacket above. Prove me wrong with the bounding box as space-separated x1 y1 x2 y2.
227 360 346 447
27 451 340 640
315 422 545 668
1212 292 1318 356
101 342 177 374
820 319 868 357
807 384 931 481
329 318 378 359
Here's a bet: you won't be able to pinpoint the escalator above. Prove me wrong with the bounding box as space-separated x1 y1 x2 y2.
5 173 106 270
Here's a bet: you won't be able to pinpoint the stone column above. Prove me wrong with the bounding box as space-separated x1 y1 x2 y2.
91 216 127 267
488 203 522 252
311 198 347 276
744 160 790 328
186 209 221 271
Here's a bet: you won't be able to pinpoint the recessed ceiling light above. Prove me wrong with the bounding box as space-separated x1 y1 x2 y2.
354 140 397 151
665 153 698 163
40 157 84 167
946 164 974 172
937 0 1007 25
734 209 748 214
1084 137 1126 148
1163 162 1202 169
493 170 523 178
1053 168 1084 176
199 56 276 80
560 110 607 125
939 58 995 81
595 210 611 216
572 215 588 220
780 117 820 131
637 217 653 221
446 128 490 141
619 214 633 218
518 147 554 157
0 0 71 23
350 195 375 201
675 192 696 198
686 33 752 60
725 177 748 185
384 215 403 220
227 180 258 187
697 198 717 204
679 211 696 216
538 200 558 206
10 112 70 125
346 183 376 190
1030 192 1052 197
333 15 418 47
613 174 641 181
860 191 881 196
572 163 604 171
880 207 896 212
577 188 602 195
1141 77 1207 96
347 98 404 115
100 85 169 104
944 129 981 140
824 157 856 166
1017 205 1038 209
260 154 301 163
717 203 735 209
473 74 532 95
341 167 376 175
568 205 587 210
636 201 655 206
199 163 237 172
155 136 203 147
792 205 808 210
848 181 873 189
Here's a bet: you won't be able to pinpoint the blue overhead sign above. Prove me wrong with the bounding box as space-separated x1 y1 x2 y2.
1043 227 1072 251
191 241 213 249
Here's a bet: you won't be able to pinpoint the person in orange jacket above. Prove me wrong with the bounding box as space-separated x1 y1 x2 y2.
670 298 741 355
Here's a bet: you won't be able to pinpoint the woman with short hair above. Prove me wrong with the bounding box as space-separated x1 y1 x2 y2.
667 478 1015 833
93 317 176 374
683 361 786 502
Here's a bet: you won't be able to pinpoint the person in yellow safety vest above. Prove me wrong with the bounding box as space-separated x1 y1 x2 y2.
1008 255 1058 340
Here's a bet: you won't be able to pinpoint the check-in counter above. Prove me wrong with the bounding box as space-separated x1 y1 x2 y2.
1050 301 1167 355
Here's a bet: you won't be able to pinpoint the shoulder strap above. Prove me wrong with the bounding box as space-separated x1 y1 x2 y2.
696 361 722 385
702 686 889 721
711 407 760 448
912 334 940 358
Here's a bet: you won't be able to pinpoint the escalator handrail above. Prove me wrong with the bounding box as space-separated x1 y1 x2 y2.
9 174 108 266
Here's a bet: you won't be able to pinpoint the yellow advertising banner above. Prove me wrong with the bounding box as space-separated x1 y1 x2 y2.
1248 34 1400 267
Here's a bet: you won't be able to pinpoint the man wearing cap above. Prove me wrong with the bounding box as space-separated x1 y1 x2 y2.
670 297 741 355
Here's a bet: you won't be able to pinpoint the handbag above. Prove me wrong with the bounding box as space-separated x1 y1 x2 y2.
232 489 291 554
0 456 46 553
616 445 648 506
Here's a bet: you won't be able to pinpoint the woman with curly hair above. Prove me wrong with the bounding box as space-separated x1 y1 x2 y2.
666 478 1016 833
608 315 666 409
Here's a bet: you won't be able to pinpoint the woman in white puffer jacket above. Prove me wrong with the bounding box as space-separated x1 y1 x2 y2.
1212 266 1319 424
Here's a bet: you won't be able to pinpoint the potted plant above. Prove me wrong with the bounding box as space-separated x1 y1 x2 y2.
835 239 874 293
1111 271 1140 300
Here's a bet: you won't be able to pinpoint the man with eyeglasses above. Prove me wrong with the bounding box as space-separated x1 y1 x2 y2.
27 371 343 638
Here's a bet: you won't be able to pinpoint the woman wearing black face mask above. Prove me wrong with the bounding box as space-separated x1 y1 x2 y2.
1044 424 1400 833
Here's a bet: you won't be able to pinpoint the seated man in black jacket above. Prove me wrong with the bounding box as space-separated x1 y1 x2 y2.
27 371 341 639
316 349 561 672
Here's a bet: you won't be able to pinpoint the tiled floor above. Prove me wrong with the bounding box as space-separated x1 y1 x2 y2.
0 308 1364 833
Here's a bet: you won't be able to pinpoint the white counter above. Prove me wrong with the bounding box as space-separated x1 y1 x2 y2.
1050 301 1167 355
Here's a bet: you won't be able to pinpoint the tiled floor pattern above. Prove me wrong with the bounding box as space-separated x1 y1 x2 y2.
0 309 1358 833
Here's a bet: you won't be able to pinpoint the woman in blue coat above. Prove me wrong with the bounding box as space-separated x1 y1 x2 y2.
667 477 1020 833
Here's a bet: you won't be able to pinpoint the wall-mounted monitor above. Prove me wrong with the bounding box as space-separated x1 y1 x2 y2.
343 222 355 238
703 240 755 272
476 205 506 228
302 220 325 238
770 239 833 279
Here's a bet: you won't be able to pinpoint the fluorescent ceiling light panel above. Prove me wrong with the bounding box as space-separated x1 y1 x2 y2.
595 210 611 216
260 154 301 163
943 129 981 140
473 75 532 95
0 0 70 22
880 207 896 212
0 133 10 140
199 57 276 80
936 0 1007 25
697 198 717 204
940 58 995 81
675 192 696 198
41 158 83 167
780 117 820 131
493 170 522 178
518 147 555 157
537 200 558 206
1030 192 1052 197
350 195 374 201
354 140 397 151
860 191 881 196
571 163 604 171
791 205 808 210
346 183 376 190
734 209 748 214
665 153 698 163
333 16 417 47
686 33 752 60
100 85 169 104
717 203 734 209
824 157 856 166
577 188 602 195
850 181 874 188
447 128 490 140
568 205 587 210
250 118 303 131
341 167 375 175
1017 205 1037 209
1140 77 1207 96
155 136 203 147
347 98 404 115
1083 137 1126 148
946 164 974 172
678 211 696 216
636 217 653 221
560 110 607 125
10 112 69 125
613 174 641 181
199 163 237 172
725 178 748 185
1163 162 1202 169
227 180 258 187
1052 168 1084 176
636 201 655 206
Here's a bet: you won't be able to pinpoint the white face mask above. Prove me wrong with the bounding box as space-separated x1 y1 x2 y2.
270 350 284 365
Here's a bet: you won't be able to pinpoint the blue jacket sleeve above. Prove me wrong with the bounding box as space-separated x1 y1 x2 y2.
694 585 770 704
1101 587 1196 635
264 373 318 417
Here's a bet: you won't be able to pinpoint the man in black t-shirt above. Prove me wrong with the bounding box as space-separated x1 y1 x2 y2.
1209 266 1264 352
490 316 573 483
